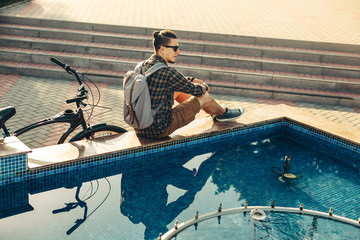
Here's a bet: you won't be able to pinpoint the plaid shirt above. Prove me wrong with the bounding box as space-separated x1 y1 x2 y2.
135 54 205 138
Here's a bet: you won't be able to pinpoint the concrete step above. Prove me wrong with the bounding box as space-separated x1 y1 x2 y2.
1 46 360 94
1 35 360 80
0 60 124 83
1 61 359 107
209 80 360 107
0 23 152 48
1 16 360 106
1 22 360 67
1 15 360 54
0 35 151 64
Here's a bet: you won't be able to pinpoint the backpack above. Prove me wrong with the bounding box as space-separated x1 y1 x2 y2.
123 61 167 129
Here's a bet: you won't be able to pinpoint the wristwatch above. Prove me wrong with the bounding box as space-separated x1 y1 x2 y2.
202 83 209 92
187 77 195 82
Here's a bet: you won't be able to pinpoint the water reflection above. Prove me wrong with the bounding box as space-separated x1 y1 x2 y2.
120 152 219 239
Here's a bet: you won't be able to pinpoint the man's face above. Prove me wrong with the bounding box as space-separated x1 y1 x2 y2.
160 38 180 64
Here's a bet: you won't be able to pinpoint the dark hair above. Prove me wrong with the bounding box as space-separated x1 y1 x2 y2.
153 30 177 52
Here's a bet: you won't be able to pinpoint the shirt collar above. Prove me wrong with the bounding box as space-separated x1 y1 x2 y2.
149 54 168 66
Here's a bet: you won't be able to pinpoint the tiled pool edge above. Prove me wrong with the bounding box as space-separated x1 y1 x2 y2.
1 117 359 186
284 117 360 162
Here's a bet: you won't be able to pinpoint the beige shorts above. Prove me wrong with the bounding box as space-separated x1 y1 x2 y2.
158 97 201 138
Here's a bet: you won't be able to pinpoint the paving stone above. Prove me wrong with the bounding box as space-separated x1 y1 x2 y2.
2 73 359 149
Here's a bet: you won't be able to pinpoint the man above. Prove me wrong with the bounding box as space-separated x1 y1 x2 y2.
135 30 244 138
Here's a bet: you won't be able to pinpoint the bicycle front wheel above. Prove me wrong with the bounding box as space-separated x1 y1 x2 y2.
70 124 127 142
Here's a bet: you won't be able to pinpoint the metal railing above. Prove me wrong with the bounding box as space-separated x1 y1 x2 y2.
158 202 360 240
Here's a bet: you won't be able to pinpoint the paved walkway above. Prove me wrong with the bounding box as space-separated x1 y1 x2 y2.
1 73 359 149
1 0 360 45
0 0 360 149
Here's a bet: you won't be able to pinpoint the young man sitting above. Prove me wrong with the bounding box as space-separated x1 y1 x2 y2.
135 30 244 138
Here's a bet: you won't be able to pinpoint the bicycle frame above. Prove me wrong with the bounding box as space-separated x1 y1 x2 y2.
14 107 87 144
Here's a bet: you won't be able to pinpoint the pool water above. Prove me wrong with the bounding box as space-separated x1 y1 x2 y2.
1 134 360 239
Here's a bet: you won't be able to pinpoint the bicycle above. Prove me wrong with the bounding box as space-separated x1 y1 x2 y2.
0 58 126 145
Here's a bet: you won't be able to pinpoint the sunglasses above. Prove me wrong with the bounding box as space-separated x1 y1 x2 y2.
163 45 180 52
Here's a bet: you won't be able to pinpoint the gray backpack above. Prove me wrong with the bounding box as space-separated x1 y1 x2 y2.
123 61 167 129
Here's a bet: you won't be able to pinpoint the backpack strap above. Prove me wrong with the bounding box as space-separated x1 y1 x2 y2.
146 62 167 114
144 62 167 77
128 74 141 128
134 61 145 74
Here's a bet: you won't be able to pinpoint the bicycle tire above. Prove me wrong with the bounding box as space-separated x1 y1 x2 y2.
69 124 127 142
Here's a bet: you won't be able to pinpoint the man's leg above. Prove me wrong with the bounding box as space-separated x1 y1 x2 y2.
196 92 226 116
174 91 190 103
175 92 225 116
197 93 245 122
157 97 201 138
175 92 244 122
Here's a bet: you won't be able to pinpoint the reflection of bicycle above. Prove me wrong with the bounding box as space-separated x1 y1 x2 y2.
0 58 126 144
53 179 111 235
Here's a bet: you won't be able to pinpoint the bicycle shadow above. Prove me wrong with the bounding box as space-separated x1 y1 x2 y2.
51 177 112 236
52 184 88 235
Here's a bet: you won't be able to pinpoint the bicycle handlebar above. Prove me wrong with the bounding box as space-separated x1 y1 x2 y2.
50 57 83 86
66 95 87 104
50 57 88 106
50 57 74 73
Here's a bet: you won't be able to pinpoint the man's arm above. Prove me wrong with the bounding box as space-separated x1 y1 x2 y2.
167 68 207 97
174 78 210 103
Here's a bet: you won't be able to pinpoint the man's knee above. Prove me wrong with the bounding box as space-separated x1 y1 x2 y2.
196 92 213 107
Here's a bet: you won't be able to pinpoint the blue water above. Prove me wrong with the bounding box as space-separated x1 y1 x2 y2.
1 134 360 239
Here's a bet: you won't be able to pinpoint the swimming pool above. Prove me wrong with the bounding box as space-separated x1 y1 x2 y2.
1 120 360 239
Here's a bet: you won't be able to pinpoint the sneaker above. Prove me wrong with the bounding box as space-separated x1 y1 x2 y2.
215 107 245 122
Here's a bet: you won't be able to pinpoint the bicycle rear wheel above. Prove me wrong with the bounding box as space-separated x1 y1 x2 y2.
70 124 127 142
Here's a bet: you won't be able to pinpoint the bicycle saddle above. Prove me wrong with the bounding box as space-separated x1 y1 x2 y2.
0 106 16 128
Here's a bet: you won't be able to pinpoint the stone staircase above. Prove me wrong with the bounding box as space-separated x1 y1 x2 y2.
1 16 360 106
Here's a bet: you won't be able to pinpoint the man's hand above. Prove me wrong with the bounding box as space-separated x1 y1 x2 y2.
193 78 210 92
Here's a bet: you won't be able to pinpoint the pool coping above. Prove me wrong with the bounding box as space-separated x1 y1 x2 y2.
27 104 360 169
27 103 360 168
